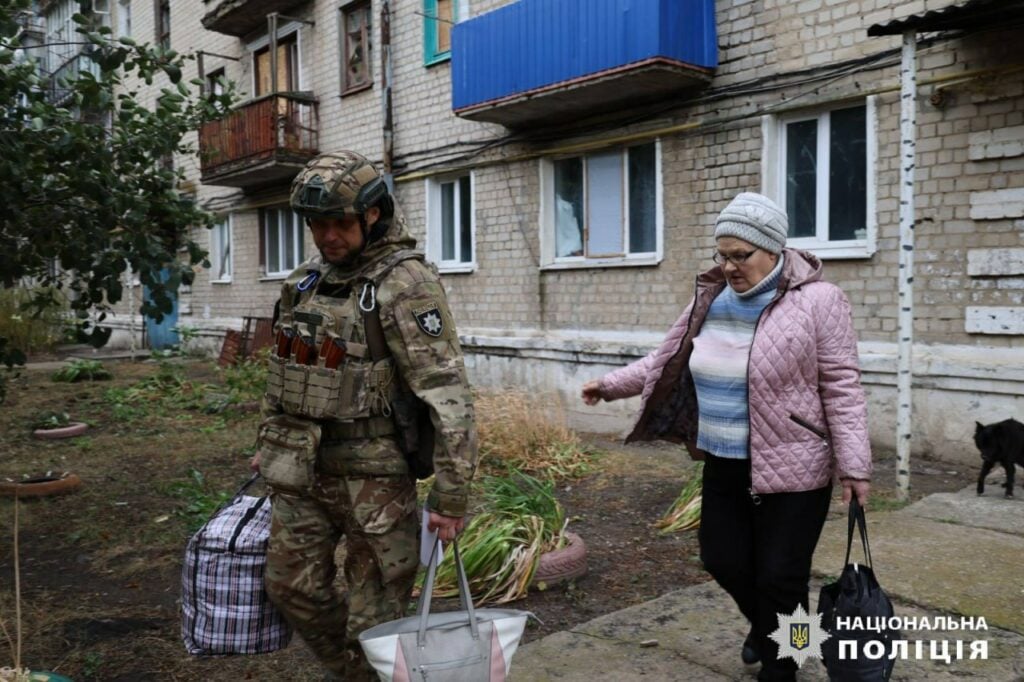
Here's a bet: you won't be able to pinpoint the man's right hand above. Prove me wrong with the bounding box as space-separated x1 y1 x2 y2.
581 379 603 406
249 451 261 473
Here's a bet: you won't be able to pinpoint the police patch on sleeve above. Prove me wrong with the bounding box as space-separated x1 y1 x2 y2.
413 305 445 337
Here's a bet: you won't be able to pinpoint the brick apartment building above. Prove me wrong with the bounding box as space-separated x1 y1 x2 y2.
40 0 1024 464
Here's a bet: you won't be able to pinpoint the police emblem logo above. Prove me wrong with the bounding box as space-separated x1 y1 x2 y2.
770 604 830 667
414 305 444 337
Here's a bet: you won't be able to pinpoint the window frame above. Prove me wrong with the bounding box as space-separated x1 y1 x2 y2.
340 0 373 95
539 139 664 271
260 208 305 279
205 67 226 98
210 215 233 284
425 172 476 274
117 0 131 38
423 0 463 66
249 22 303 96
761 96 878 260
154 0 169 50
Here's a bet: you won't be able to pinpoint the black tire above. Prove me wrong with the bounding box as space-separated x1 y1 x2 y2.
532 531 587 587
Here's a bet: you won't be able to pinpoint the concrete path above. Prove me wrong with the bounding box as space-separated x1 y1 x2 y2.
512 485 1024 681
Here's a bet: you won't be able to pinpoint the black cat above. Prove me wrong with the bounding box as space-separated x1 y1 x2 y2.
975 419 1024 498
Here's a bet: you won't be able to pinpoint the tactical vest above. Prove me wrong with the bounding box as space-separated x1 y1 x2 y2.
264 249 424 424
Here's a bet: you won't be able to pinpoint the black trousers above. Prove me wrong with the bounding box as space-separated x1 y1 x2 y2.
698 454 832 682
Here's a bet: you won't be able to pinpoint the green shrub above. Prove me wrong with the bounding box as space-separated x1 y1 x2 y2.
0 286 68 357
32 410 71 430
218 348 269 404
52 359 112 382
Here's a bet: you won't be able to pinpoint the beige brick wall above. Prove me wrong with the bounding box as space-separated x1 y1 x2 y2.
108 0 1024 354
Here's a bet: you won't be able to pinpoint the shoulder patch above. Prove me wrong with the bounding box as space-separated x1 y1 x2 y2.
413 304 444 337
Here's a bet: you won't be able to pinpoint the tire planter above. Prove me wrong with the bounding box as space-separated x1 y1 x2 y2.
32 422 88 440
0 473 82 498
531 531 588 588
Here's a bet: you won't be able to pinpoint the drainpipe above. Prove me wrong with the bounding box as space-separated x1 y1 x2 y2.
127 266 136 360
268 12 279 95
896 29 917 502
380 0 394 190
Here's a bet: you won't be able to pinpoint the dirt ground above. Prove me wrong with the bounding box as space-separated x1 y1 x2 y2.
0 357 979 681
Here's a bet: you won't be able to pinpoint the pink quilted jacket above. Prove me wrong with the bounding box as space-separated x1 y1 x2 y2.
600 249 871 494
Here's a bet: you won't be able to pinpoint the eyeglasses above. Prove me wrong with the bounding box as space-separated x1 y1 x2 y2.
712 248 760 266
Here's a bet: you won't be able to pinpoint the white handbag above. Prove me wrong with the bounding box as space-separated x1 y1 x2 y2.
358 538 532 681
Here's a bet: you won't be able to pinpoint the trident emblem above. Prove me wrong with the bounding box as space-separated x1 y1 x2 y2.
790 623 809 651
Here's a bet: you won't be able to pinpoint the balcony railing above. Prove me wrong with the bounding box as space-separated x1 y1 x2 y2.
199 93 319 189
452 0 718 127
48 52 99 106
201 0 309 36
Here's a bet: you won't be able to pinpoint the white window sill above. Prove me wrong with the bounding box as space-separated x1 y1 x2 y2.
260 274 289 282
788 240 876 260
211 278 232 285
438 263 477 275
540 255 663 271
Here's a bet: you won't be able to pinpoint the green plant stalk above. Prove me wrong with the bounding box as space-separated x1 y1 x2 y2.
656 463 704 534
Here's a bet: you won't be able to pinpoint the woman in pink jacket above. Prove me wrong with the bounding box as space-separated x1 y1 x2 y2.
582 192 872 682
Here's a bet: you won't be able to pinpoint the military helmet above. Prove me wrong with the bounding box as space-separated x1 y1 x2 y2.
289 151 389 219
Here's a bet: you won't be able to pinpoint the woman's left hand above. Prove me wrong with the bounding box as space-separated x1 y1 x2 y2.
841 478 870 507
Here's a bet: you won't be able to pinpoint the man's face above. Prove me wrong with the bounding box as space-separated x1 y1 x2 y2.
309 214 365 264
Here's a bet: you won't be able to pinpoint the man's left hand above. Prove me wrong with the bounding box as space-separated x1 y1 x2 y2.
428 511 465 542
841 478 870 507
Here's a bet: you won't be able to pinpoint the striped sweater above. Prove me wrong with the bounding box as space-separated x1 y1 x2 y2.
688 256 784 459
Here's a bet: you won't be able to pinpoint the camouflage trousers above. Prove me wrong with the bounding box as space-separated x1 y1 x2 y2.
264 463 419 681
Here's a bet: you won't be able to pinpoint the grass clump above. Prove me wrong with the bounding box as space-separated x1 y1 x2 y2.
655 462 703 534
52 359 112 383
167 468 232 533
426 471 567 605
31 410 71 430
476 391 594 480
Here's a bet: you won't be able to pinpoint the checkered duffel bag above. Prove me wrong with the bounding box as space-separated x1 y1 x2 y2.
181 474 292 655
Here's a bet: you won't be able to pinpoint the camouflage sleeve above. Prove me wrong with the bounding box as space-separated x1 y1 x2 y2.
379 270 478 517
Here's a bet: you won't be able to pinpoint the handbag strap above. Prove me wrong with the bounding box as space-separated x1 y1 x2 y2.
416 537 479 647
842 497 874 570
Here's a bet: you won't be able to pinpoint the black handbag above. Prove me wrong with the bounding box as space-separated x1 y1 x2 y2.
817 498 899 681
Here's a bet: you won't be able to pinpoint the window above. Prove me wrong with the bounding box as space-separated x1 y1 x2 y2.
423 0 462 65
154 0 169 49
341 2 372 94
540 141 662 268
260 208 304 277
206 67 225 98
117 0 131 38
426 174 474 272
210 217 232 282
762 97 877 258
254 32 299 96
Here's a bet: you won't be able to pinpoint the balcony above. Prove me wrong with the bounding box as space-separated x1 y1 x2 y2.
199 93 319 190
48 52 99 106
201 0 308 37
451 0 717 128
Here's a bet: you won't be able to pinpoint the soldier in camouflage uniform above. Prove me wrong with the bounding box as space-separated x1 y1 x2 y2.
252 151 479 681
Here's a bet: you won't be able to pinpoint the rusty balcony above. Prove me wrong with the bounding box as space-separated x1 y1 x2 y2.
199 92 319 190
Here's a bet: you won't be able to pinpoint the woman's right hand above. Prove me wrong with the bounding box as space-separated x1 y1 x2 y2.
581 379 604 406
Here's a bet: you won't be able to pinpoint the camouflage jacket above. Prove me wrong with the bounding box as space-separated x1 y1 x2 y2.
267 208 479 516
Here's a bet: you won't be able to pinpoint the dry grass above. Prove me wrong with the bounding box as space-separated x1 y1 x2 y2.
475 391 595 480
